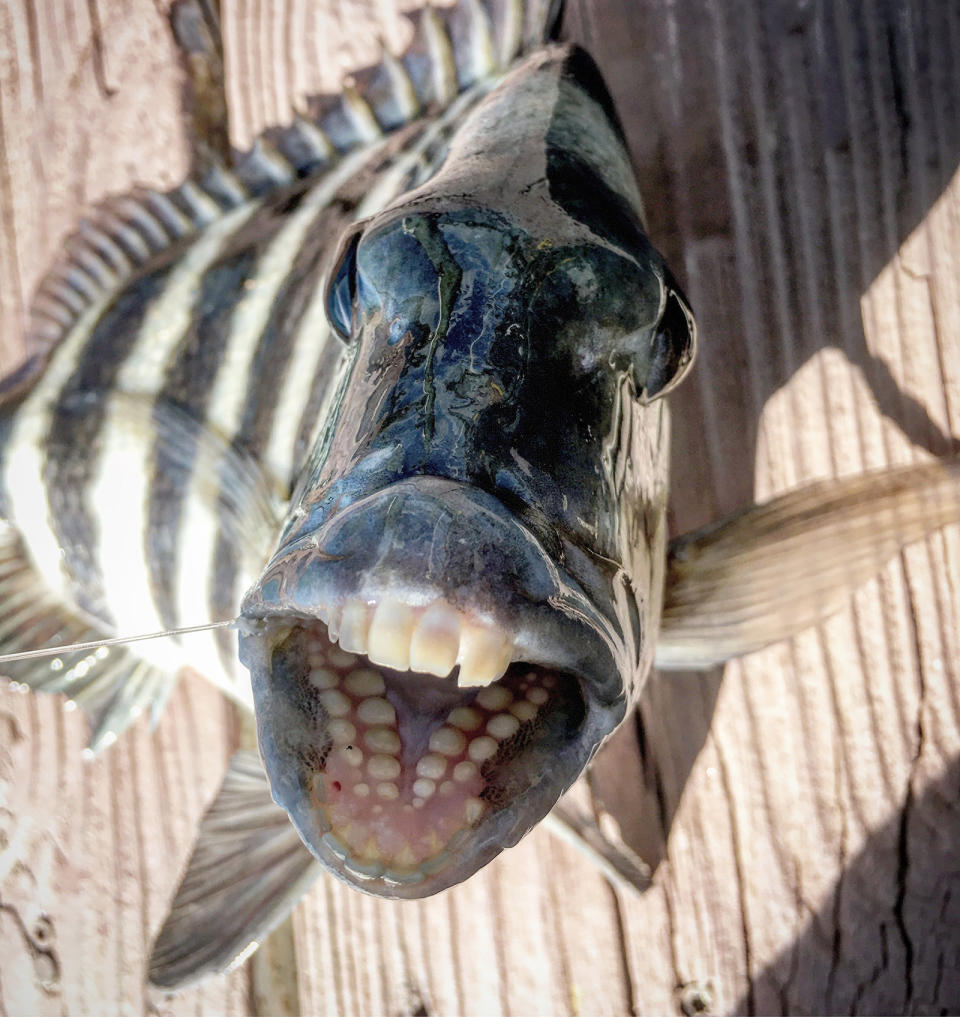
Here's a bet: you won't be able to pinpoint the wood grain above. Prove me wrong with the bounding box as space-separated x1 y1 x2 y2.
1 0 959 1014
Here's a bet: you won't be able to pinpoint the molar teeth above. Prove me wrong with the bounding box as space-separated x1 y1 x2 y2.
412 777 436 799
457 623 512 688
364 727 401 754
416 754 447 780
367 598 415 671
467 736 499 764
487 713 520 740
409 601 461 677
339 599 371 653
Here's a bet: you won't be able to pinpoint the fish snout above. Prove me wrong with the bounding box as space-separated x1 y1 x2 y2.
244 476 611 688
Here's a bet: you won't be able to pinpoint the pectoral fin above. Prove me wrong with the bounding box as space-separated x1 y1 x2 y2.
656 455 960 669
148 751 323 991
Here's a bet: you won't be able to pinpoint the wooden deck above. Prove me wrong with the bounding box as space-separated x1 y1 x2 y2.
1 1 958 1013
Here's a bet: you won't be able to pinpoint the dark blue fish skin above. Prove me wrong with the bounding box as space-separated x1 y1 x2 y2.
241 45 696 897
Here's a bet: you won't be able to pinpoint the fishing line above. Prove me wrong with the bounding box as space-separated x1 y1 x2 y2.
0 619 238 665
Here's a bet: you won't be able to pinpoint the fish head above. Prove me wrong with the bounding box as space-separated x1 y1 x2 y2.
239 45 696 897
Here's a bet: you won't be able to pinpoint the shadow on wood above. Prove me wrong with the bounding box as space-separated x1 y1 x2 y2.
736 752 960 1013
565 0 960 880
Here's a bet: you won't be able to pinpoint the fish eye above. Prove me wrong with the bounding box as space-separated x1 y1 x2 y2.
642 271 696 401
325 225 363 341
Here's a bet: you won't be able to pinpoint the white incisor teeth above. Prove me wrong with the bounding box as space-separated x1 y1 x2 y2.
331 595 514 685
410 601 460 677
456 623 512 689
339 600 371 653
367 598 415 671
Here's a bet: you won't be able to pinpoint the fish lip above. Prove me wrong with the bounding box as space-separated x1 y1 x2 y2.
241 475 621 697
238 476 628 896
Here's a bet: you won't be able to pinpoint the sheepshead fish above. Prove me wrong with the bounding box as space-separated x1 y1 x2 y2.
2 0 959 992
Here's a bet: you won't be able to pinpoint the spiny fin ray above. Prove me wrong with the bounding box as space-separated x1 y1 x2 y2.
657 454 960 669
148 751 322 990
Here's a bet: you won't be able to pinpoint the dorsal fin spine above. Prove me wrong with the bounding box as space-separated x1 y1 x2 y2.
32 292 73 321
465 0 498 79
117 197 169 249
144 190 193 237
342 82 384 144
234 139 296 195
200 164 250 208
70 244 118 288
500 0 525 67
37 280 81 317
58 266 99 302
175 179 223 226
79 222 132 274
99 212 153 262
286 115 337 167
381 47 421 123
424 6 459 105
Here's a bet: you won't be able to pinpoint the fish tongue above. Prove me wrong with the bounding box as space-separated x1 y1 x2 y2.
383 667 470 751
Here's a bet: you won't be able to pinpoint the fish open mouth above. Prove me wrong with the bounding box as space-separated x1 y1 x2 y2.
239 477 624 897
256 611 586 893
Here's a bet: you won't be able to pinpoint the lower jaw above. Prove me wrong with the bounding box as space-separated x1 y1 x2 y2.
266 621 586 890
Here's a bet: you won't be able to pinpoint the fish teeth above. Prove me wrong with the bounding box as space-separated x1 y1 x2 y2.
409 601 460 677
339 600 371 653
330 595 513 685
367 598 414 671
456 623 512 688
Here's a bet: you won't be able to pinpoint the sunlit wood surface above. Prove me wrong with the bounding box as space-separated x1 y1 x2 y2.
1 1 958 1013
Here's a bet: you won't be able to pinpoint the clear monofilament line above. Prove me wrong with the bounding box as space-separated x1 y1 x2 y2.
0 619 237 665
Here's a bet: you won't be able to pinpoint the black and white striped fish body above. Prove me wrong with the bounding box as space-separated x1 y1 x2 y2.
0 2 554 747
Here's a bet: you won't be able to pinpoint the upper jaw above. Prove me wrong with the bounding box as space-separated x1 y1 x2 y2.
242 476 620 696
238 476 627 896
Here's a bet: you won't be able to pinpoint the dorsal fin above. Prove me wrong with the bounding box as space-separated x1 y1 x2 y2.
24 172 251 359
21 0 562 373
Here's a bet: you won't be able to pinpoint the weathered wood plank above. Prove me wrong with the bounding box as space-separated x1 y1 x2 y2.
1 0 958 1014
569 1 960 1013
